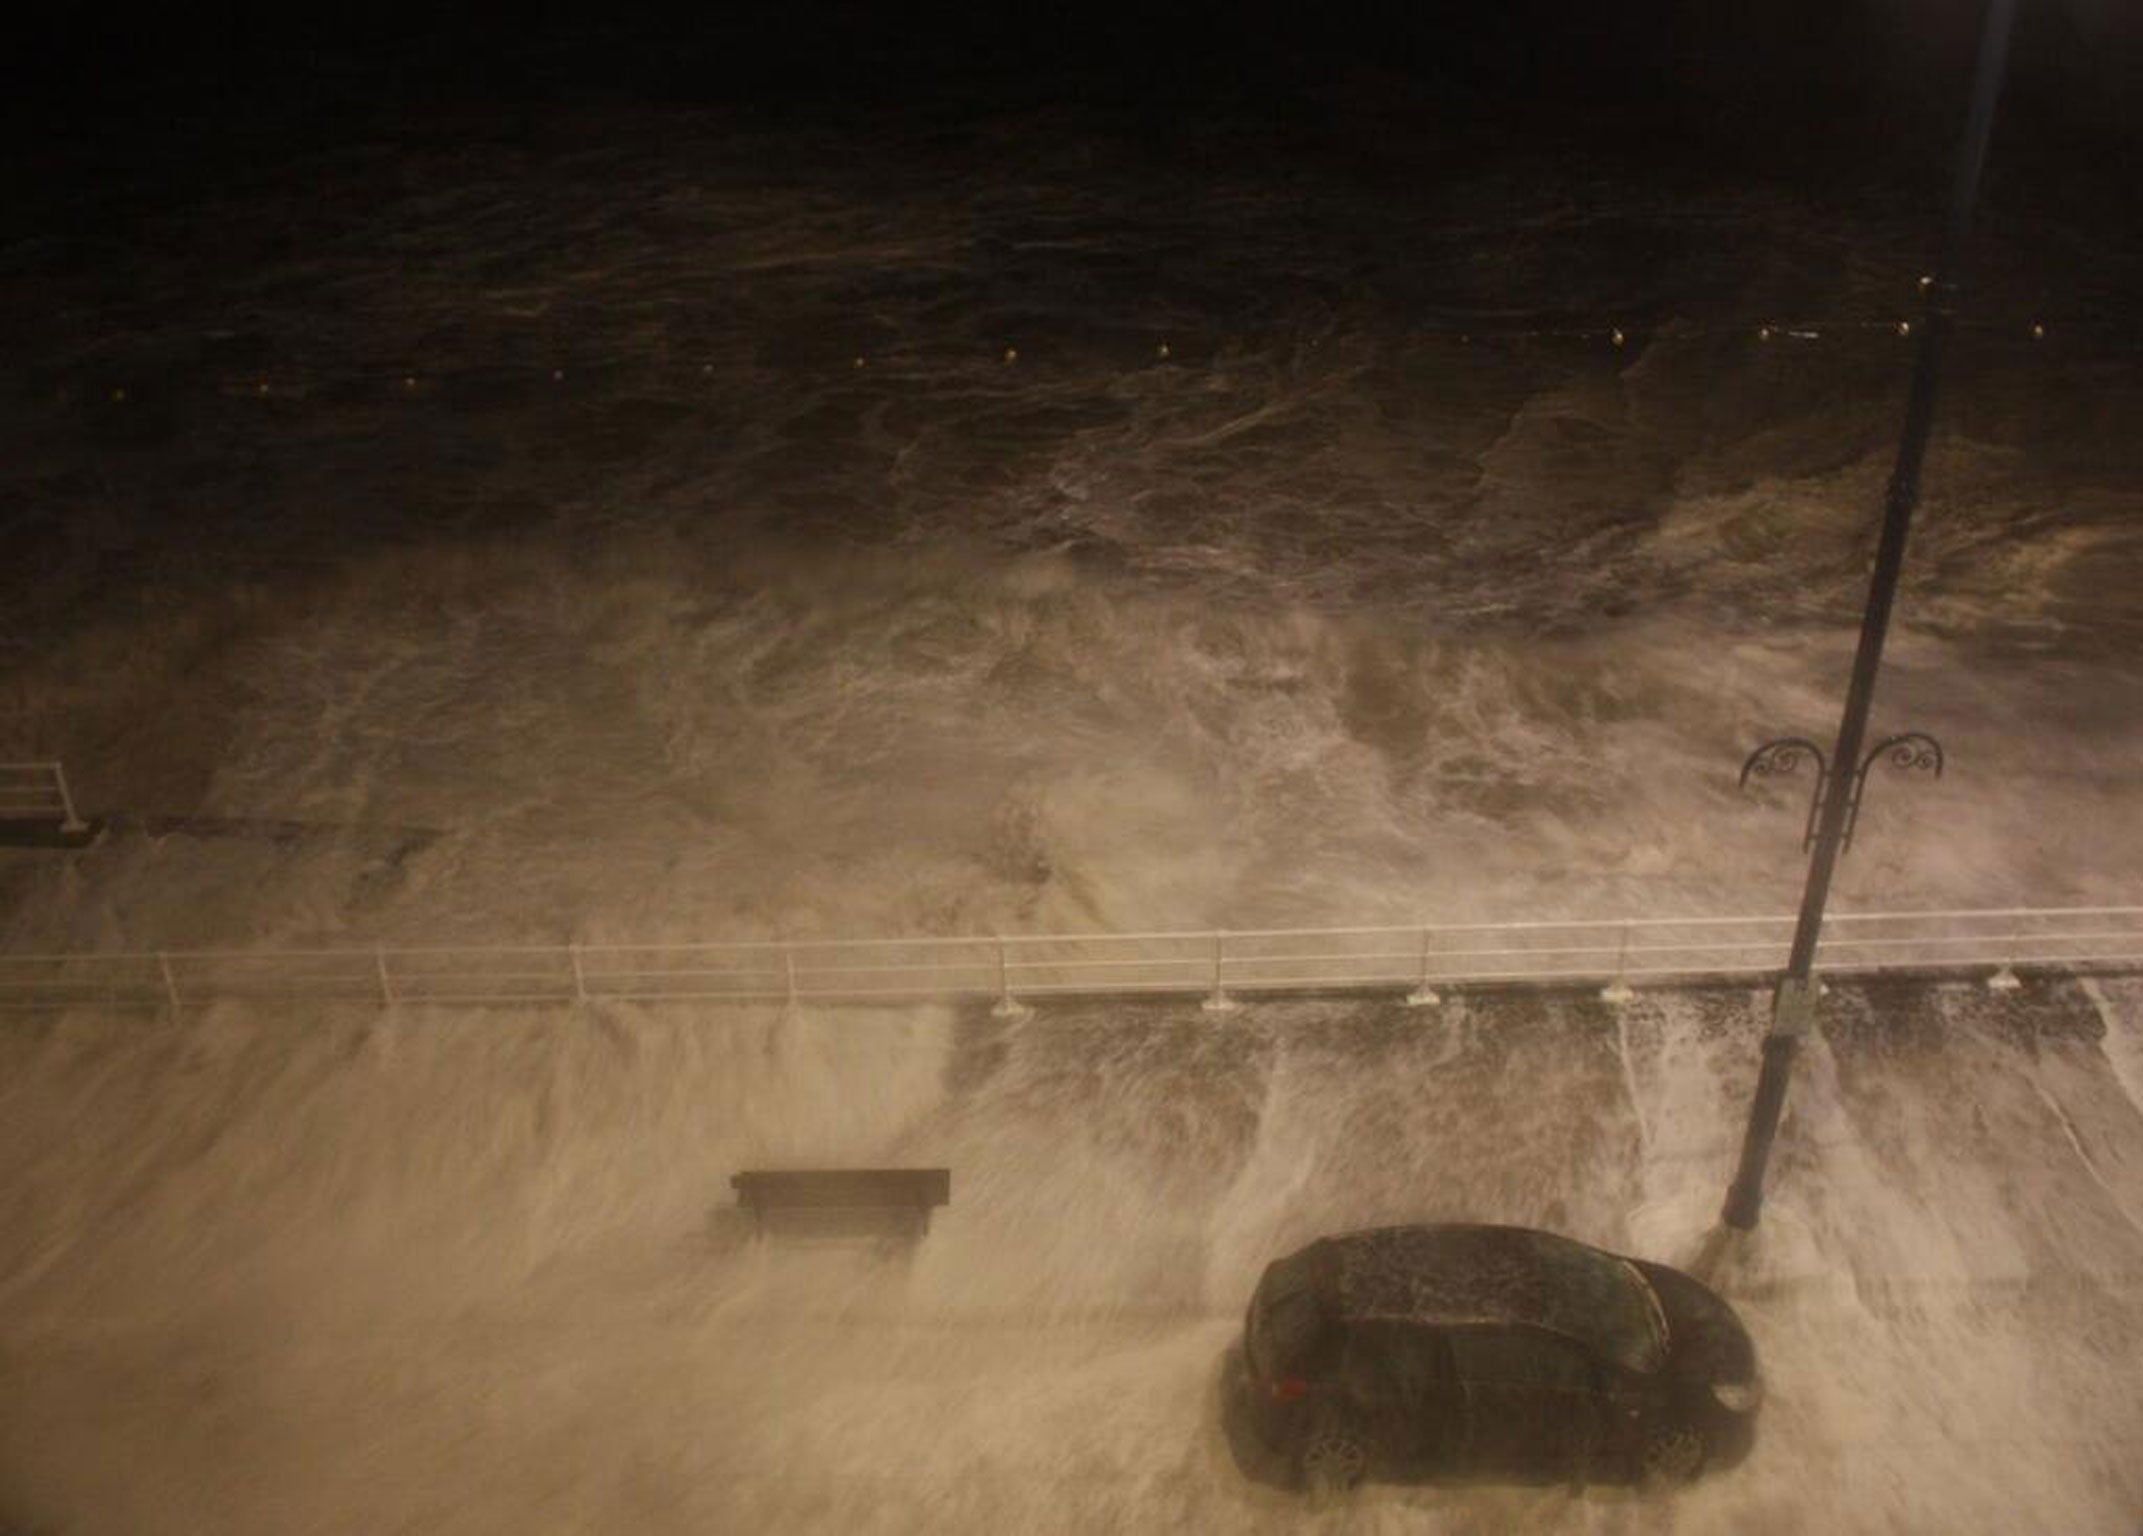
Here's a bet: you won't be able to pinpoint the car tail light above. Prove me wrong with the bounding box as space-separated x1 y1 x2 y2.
1268 1377 1312 1403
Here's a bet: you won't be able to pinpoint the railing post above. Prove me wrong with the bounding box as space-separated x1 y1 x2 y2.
376 948 396 1009
1600 923 1636 1005
51 762 88 835
1201 930 1238 1013
992 937 1031 1019
1405 925 1441 1007
157 951 182 1015
569 944 587 1004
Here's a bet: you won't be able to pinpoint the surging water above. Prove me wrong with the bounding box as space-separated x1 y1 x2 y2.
6 109 2142 949
2 103 2141 1532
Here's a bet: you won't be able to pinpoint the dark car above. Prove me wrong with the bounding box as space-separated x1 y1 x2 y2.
1233 1224 1760 1492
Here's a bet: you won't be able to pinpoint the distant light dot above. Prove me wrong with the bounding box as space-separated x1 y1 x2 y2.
257 382 270 396
1003 346 1018 363
1918 274 1934 291
111 387 127 402
551 368 565 382
1611 328 1626 347
1156 342 1170 359
1896 320 1912 337
2030 322 2046 340
853 356 866 369
403 375 417 389
1758 325 1773 340
700 364 713 375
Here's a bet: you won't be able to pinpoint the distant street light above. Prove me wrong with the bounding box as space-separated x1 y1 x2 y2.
1720 0 2019 1233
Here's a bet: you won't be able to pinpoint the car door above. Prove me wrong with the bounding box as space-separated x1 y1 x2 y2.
1448 1326 1608 1482
1338 1321 1462 1474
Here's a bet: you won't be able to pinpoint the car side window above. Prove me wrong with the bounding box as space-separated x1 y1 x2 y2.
1341 1320 1454 1397
1393 1325 1456 1390
1448 1327 1598 1392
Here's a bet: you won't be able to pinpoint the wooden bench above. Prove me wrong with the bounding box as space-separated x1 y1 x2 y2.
730 1167 951 1240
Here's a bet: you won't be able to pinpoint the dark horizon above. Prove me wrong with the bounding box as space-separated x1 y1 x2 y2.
16 2 2143 188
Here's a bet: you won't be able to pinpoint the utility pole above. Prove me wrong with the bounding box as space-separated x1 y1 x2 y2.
1721 0 2020 1231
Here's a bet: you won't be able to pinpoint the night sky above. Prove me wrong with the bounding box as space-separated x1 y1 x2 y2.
17 2 2143 210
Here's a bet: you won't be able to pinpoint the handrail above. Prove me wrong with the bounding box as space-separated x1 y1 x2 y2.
0 906 2136 1014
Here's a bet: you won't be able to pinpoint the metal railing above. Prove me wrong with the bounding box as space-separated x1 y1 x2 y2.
0 762 88 833
0 907 2136 1014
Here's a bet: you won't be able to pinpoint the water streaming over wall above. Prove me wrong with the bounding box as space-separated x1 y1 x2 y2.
2 979 2139 1532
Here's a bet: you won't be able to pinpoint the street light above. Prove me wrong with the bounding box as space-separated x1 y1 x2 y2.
1719 0 2019 1233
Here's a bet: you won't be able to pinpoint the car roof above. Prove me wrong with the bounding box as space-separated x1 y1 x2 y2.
1318 1223 1668 1376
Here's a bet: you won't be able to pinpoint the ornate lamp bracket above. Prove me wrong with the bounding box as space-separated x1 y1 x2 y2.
1739 731 1943 854
1843 732 1944 851
1739 737 1831 852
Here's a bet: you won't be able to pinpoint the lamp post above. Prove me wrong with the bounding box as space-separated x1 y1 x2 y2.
1720 0 2019 1232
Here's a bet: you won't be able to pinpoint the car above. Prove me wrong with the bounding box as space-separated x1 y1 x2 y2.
1232 1223 1760 1492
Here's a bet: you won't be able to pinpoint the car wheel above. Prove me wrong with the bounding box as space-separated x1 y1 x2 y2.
1297 1411 1375 1496
1641 1424 1706 1487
